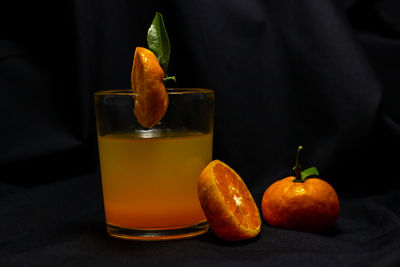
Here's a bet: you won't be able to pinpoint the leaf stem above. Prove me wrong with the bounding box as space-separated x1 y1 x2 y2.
163 76 176 83
292 146 303 182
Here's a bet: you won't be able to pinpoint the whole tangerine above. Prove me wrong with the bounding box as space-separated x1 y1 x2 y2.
261 146 340 233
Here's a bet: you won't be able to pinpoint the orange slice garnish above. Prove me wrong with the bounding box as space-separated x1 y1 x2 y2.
131 47 168 128
198 160 261 241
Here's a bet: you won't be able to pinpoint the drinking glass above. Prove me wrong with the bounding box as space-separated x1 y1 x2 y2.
94 88 214 240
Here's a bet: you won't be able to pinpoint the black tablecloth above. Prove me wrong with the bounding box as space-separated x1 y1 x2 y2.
1 171 400 266
1 0 400 265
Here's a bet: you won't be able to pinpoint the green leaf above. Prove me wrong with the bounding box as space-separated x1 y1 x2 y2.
301 167 319 181
147 12 171 74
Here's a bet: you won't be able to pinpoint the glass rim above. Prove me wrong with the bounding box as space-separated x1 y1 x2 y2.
95 88 214 96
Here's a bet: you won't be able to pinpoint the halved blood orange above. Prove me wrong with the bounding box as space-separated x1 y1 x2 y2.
131 47 168 128
198 160 261 241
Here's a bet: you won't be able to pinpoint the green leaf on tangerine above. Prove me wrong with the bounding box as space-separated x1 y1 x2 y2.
147 12 171 74
301 167 319 181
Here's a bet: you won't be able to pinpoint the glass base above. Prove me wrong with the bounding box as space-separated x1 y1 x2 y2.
106 220 209 241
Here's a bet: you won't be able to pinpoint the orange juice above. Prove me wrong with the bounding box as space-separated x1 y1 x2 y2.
98 130 212 229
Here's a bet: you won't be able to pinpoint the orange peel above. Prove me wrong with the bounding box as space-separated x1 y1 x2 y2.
131 47 168 128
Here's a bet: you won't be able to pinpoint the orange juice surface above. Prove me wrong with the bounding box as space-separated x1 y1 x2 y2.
98 130 213 229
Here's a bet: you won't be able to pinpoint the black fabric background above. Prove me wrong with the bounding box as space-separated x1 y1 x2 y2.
1 0 400 266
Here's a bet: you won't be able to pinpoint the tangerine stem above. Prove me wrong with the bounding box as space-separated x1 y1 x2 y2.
292 146 303 182
163 76 176 83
